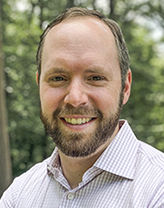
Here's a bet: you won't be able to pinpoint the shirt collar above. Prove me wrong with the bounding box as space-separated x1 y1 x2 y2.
47 148 61 176
94 120 139 180
47 120 139 180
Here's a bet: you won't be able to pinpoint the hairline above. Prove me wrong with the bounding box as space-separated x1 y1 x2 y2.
36 8 130 90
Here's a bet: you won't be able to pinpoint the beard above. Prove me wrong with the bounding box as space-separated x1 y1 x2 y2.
40 91 124 157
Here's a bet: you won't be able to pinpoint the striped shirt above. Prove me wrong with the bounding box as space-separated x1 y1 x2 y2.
1 120 164 208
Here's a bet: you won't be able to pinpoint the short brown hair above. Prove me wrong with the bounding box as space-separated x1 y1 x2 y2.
36 7 130 89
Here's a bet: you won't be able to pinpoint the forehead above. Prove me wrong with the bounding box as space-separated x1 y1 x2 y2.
41 16 119 74
44 16 116 52
48 16 113 35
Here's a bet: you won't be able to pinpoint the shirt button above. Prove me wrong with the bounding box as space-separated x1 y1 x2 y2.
67 193 74 200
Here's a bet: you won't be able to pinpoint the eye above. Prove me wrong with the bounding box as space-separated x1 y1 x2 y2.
91 76 103 81
48 75 68 87
50 76 66 82
86 74 108 87
89 75 105 81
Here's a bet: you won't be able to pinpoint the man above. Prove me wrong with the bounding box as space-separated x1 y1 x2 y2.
1 7 164 208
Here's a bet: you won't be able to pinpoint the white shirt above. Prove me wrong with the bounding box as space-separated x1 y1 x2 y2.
1 120 164 207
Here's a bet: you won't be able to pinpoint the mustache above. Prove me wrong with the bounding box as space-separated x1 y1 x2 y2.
53 104 103 119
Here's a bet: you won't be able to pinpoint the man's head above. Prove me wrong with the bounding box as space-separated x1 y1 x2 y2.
36 7 131 157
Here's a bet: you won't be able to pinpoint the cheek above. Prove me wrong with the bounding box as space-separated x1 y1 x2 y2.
40 86 64 113
90 88 120 114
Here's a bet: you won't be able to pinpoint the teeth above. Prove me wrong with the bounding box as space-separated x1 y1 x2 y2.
71 118 76 125
64 118 92 125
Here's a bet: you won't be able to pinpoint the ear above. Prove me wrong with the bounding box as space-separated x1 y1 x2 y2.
123 69 132 105
36 71 39 85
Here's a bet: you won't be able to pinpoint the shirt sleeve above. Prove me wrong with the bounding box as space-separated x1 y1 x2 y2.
0 179 19 208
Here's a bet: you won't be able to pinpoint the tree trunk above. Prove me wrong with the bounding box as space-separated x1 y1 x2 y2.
0 0 12 198
109 0 117 20
66 0 75 8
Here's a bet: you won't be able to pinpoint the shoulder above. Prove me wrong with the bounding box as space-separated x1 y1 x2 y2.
138 141 164 171
14 156 50 184
136 141 164 202
128 141 164 207
0 157 51 207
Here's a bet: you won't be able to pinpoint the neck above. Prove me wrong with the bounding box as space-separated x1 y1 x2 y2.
59 150 102 189
58 124 119 189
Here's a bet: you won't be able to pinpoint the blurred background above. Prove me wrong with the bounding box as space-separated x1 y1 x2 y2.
0 0 164 196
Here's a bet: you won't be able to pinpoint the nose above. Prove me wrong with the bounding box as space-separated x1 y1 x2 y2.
64 78 88 108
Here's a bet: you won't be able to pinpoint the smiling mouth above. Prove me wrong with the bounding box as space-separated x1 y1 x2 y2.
63 117 94 125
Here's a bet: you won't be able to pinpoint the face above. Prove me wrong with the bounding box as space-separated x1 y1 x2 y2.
38 17 131 157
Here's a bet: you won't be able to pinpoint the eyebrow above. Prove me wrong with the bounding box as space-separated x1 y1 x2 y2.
44 66 110 77
85 67 112 75
44 68 67 76
85 68 104 74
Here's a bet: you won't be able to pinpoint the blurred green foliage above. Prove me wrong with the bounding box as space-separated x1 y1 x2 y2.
1 0 164 177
